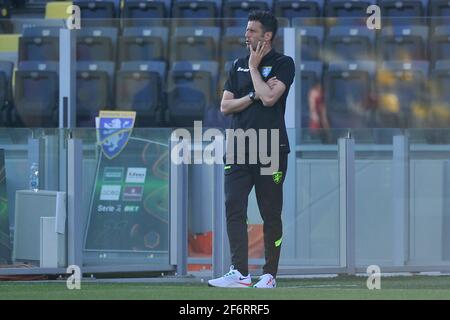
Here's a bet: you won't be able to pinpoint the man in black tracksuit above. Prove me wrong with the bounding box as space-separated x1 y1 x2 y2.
208 11 295 288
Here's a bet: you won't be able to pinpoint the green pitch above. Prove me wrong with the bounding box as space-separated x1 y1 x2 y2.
1 275 450 300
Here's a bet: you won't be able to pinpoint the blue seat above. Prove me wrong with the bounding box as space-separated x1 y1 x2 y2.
376 61 429 128
325 0 376 25
167 61 219 126
172 0 219 26
76 27 118 62
324 61 376 128
0 60 13 124
430 26 450 66
274 0 323 20
73 0 117 27
300 61 323 129
222 0 270 19
122 0 170 27
221 27 247 64
116 61 167 126
325 26 375 61
377 26 429 61
14 61 59 127
430 0 450 26
19 26 60 62
119 27 168 63
296 26 324 61
171 27 220 61
429 60 450 127
379 0 428 25
76 61 115 127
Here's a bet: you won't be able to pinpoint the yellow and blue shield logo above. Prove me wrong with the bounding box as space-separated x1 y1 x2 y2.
97 111 136 160
262 66 272 78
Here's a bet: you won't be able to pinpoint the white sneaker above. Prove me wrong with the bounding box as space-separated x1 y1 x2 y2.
208 266 252 288
253 274 276 288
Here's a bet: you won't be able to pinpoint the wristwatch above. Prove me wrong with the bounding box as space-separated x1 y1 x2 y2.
248 91 256 101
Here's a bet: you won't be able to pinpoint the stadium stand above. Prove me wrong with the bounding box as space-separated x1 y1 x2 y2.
18 26 60 62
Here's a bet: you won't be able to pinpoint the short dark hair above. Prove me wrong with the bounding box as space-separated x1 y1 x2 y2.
248 10 278 42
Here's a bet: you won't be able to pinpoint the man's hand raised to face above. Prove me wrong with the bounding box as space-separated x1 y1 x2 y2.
248 40 268 70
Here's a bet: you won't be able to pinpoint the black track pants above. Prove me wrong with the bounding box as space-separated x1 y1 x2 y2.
224 154 288 277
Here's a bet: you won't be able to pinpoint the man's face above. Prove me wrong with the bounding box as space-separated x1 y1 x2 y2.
245 20 268 51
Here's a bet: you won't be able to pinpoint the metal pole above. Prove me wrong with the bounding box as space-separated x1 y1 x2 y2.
169 139 188 276
339 137 355 274
67 138 83 268
393 135 410 266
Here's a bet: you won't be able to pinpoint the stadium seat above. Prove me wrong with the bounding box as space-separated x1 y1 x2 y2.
45 1 71 19
76 27 118 62
221 27 247 65
377 26 429 62
324 60 376 128
223 0 270 19
430 26 450 67
300 61 323 129
76 61 115 127
118 27 168 63
0 34 19 66
122 0 169 27
171 27 220 61
379 0 427 25
0 60 13 125
73 0 116 27
296 26 324 61
325 0 376 25
429 60 450 127
376 61 429 128
115 61 166 127
19 26 60 62
167 61 218 126
274 0 323 20
14 61 59 127
429 0 450 26
172 0 219 27
325 26 375 61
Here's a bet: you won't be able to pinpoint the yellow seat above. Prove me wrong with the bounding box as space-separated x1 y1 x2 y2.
0 34 19 53
45 1 73 19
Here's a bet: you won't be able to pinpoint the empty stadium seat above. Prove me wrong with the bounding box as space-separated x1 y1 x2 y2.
325 26 374 61
172 0 219 26
118 27 168 62
274 0 323 20
0 60 13 124
171 27 220 61
430 0 450 26
376 61 429 128
377 26 429 61
429 60 450 127
19 26 60 62
167 61 218 126
379 0 427 25
430 26 450 66
296 26 324 61
76 61 115 127
223 0 270 19
73 0 116 27
221 27 247 65
300 61 323 129
116 61 166 126
76 27 118 62
14 61 59 127
324 61 376 128
122 0 169 27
